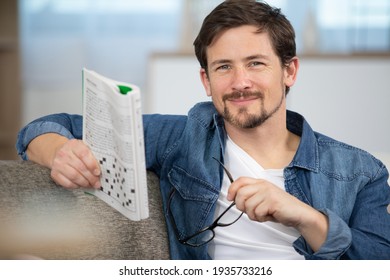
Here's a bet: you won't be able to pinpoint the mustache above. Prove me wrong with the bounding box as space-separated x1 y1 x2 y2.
222 90 264 102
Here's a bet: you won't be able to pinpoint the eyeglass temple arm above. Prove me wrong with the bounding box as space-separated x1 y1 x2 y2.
212 157 234 183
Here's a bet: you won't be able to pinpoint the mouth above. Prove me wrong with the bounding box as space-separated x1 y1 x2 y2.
224 91 262 105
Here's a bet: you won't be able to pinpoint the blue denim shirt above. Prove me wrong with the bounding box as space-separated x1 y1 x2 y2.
16 102 390 260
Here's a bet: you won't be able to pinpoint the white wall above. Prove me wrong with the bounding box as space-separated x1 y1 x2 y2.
146 54 390 169
289 57 390 165
145 54 210 115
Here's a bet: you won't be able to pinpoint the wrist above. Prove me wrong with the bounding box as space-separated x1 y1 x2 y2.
297 209 329 252
26 133 69 168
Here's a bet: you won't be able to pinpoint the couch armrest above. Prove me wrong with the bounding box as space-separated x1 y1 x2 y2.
0 160 170 260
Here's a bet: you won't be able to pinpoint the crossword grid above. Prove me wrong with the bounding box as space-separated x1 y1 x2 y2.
98 155 136 212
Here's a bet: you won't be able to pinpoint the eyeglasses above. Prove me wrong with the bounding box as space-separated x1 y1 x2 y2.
168 158 243 247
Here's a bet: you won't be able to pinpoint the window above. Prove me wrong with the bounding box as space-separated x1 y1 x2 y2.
19 0 182 90
19 0 389 88
316 0 390 53
269 0 390 53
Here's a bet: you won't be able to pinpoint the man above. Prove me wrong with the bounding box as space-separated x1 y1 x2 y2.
16 0 390 259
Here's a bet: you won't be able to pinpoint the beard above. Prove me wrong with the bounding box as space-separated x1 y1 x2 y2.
221 90 284 129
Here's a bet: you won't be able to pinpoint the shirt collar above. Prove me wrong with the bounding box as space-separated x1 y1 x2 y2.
286 110 319 172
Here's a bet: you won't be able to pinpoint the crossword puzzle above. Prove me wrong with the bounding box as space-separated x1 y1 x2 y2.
98 155 136 212
82 68 149 220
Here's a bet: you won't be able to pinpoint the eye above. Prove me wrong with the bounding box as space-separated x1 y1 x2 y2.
216 64 231 71
249 61 264 67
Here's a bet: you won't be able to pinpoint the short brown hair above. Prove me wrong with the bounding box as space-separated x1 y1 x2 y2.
194 0 296 73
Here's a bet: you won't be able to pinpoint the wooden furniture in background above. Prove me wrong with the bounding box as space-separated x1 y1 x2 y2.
0 0 21 159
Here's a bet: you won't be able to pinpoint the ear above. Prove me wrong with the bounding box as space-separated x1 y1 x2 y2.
200 68 212 97
284 57 299 89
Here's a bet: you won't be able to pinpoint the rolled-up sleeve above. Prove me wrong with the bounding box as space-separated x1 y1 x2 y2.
16 114 83 160
293 209 352 260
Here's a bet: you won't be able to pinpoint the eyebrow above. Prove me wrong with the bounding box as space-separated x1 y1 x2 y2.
246 54 270 61
209 54 270 68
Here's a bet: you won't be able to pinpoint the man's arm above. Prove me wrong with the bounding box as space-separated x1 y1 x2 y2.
16 113 100 189
17 112 188 189
27 133 101 189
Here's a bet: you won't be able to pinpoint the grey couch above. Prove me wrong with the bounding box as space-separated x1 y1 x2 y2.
0 160 170 260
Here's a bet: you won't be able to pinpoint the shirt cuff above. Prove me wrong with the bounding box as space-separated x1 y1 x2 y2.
293 208 352 259
16 121 76 160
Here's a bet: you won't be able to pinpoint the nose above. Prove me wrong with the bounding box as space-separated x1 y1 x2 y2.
231 67 252 91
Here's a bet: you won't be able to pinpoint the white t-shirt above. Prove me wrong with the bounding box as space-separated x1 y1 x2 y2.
208 137 304 259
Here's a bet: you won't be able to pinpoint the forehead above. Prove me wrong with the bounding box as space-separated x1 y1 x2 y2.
206 25 276 61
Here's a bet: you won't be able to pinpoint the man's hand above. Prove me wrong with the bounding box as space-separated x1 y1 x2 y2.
27 133 101 189
227 177 329 252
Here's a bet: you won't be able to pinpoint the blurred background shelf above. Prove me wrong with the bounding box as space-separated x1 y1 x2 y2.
0 0 21 160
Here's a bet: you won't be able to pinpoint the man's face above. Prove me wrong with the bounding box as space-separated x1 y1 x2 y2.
200 25 297 129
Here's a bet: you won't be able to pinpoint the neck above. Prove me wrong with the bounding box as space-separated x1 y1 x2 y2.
225 110 300 169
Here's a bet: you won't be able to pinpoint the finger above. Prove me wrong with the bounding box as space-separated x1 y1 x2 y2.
72 141 101 176
231 179 281 222
227 177 261 201
51 168 85 189
243 186 302 224
68 143 101 188
244 194 273 222
233 183 262 212
51 162 96 189
66 140 101 187
53 141 100 188
67 156 101 188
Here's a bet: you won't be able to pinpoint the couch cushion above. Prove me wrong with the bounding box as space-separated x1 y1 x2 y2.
0 160 169 259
